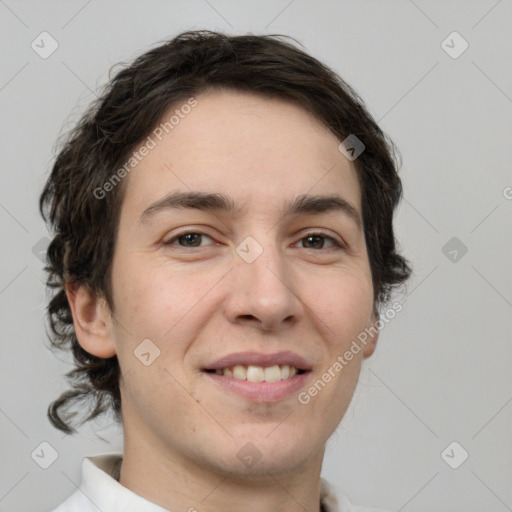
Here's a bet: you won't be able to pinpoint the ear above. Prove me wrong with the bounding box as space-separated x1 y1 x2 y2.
362 309 380 359
65 281 116 358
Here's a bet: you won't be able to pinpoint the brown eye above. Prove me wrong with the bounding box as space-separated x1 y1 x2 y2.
163 232 214 248
296 233 342 250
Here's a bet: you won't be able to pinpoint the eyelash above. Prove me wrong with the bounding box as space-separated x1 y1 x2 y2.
162 231 345 251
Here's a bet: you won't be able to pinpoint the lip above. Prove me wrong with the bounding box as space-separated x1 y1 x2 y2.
202 350 313 371
202 370 312 402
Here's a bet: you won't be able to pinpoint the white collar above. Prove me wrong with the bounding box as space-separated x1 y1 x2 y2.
53 452 381 512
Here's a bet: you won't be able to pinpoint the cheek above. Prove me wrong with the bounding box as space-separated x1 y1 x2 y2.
307 271 374 341
111 264 201 407
299 276 372 424
112 258 197 335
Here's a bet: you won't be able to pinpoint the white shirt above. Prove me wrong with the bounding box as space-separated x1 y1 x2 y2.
50 453 391 512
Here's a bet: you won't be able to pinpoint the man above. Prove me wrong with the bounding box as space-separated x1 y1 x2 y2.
41 30 412 512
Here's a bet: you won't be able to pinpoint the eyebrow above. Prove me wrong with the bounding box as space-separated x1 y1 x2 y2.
138 191 363 229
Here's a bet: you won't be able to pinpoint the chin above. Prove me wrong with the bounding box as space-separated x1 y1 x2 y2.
213 425 321 478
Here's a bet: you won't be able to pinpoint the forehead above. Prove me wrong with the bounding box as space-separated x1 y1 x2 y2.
120 89 362 221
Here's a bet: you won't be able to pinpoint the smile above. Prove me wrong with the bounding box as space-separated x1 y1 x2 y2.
205 364 306 382
202 366 311 402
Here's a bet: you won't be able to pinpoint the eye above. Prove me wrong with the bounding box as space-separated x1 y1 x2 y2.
162 230 344 251
163 231 215 248
295 232 344 250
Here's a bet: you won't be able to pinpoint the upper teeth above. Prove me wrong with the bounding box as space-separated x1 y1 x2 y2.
214 364 298 382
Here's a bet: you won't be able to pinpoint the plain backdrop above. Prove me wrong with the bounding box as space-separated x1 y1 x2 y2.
1 1 511 511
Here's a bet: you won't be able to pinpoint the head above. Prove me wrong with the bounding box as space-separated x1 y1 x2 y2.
40 30 411 474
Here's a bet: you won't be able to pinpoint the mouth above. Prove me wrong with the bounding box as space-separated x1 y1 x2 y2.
201 356 312 402
203 364 309 383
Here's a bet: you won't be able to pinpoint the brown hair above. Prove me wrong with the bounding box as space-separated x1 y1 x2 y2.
40 30 412 434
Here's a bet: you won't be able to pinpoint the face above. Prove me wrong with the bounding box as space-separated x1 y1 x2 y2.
76 89 378 479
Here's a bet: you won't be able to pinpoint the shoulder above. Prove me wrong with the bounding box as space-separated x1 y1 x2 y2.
47 453 123 512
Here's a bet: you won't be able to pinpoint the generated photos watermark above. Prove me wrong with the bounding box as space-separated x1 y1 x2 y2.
297 301 403 405
93 97 198 199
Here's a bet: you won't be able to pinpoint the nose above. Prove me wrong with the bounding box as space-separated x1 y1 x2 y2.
223 239 303 332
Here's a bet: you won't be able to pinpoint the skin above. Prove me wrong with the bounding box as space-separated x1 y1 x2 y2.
66 89 379 512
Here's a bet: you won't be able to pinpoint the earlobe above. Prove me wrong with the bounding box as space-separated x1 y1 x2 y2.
362 310 380 358
65 281 117 358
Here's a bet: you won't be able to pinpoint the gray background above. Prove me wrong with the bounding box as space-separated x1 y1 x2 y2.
1 1 511 511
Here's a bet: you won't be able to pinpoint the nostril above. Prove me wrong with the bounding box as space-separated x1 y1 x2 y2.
239 315 256 321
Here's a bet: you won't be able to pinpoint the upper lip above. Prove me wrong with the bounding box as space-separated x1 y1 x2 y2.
203 351 313 371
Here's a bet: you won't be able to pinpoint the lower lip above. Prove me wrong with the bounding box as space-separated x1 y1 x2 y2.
202 371 311 402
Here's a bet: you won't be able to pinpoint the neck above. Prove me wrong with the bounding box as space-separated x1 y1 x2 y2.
118 426 326 512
